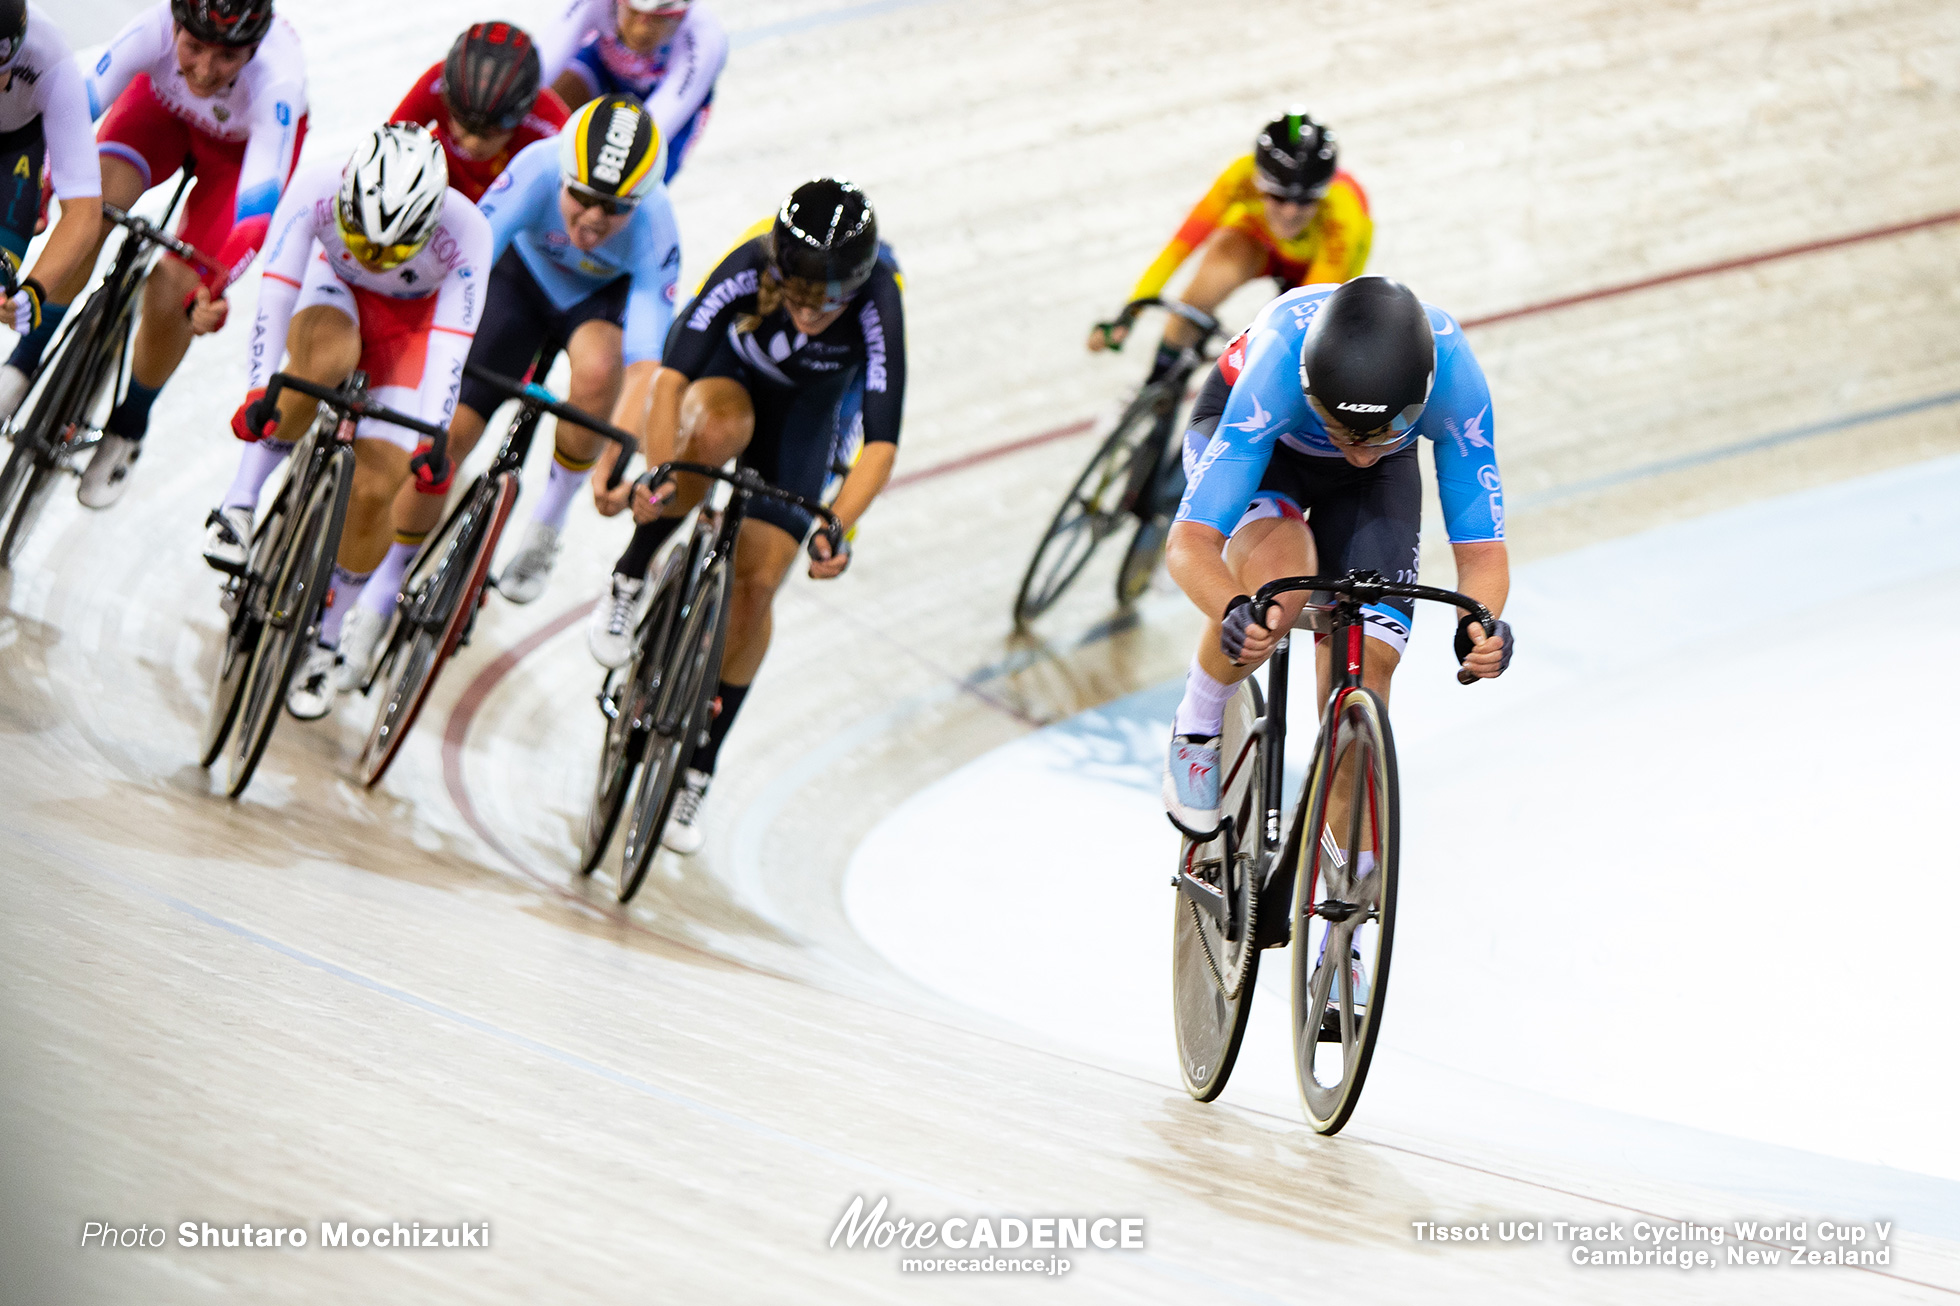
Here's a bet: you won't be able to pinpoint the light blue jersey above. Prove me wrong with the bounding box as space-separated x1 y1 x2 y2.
475 138 681 365
1179 285 1504 544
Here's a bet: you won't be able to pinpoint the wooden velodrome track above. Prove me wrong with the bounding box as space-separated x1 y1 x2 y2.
5 0 1959 1300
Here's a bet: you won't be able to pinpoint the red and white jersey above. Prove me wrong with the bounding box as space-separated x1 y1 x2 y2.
246 161 490 394
85 2 307 218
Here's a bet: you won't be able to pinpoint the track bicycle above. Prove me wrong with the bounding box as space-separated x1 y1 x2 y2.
0 178 211 568
199 371 451 799
352 361 638 786
1169 569 1497 1134
581 461 841 903
1012 298 1222 626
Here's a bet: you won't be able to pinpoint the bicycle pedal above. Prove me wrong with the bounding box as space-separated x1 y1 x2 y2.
204 554 248 578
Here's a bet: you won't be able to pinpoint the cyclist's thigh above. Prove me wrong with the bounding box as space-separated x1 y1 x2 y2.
739 372 852 542
563 316 625 413
678 339 761 459
340 286 441 453
731 514 801 597
0 118 45 263
1299 447 1422 654
1224 507 1316 602
175 128 247 268
1180 227 1270 313
456 248 559 417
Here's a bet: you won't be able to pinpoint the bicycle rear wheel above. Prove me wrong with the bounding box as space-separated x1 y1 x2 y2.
582 544 689 874
358 473 515 787
1012 386 1163 627
225 449 351 798
617 557 727 903
1290 687 1400 1135
1171 678 1264 1100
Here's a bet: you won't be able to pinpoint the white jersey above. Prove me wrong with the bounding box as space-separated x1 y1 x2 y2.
84 2 307 220
537 0 725 148
248 163 490 442
0 3 101 199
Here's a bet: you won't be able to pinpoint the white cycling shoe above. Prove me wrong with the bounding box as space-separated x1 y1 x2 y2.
77 434 140 508
497 521 560 604
202 505 254 573
334 605 385 692
0 364 27 425
587 574 642 668
286 643 341 720
661 768 710 855
1162 733 1223 839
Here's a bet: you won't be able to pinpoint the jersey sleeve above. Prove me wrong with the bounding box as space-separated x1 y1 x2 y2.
645 9 726 146
474 140 556 265
391 64 445 130
664 238 765 378
856 261 905 446
81 7 166 120
1175 323 1306 534
621 201 682 366
244 174 327 391
537 0 608 92
1419 317 1504 544
422 199 494 432
1128 157 1246 304
40 54 101 199
1300 174 1373 285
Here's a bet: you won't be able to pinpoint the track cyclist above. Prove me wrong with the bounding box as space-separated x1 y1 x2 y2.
332 92 679 685
589 178 904 854
202 123 489 720
537 0 724 185
1090 109 1370 382
8 0 307 508
390 21 569 205
0 3 103 356
1160 275 1514 839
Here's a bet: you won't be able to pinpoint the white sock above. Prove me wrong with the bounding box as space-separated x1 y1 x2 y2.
531 453 594 533
222 438 294 512
1172 656 1235 738
358 540 420 619
319 565 371 648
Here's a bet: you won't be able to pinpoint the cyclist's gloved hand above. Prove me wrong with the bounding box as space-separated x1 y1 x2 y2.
1087 313 1131 353
1220 593 1269 664
8 278 45 334
409 441 452 495
629 471 674 524
1455 612 1515 678
231 388 279 442
807 521 850 578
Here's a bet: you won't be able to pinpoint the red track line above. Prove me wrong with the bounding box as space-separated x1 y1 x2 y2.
886 208 1960 491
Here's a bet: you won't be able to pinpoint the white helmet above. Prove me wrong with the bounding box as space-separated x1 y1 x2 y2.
336 123 448 269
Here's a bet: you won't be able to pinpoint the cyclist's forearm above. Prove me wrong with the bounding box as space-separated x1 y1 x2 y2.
1449 539 1510 620
1166 521 1240 620
23 201 105 303
829 441 895 532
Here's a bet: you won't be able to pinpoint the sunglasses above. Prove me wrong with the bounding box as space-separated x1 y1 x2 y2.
1308 394 1424 448
778 277 854 314
565 182 638 217
336 211 424 271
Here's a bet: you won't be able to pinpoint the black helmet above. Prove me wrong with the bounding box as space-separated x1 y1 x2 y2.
772 179 879 302
0 0 26 69
1253 108 1338 202
171 0 275 47
1299 277 1435 443
444 22 543 135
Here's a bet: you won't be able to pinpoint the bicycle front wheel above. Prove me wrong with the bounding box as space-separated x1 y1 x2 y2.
200 478 298 767
0 290 120 567
225 449 351 798
582 545 688 874
358 473 515 787
1290 687 1400 1135
1012 387 1163 627
1171 678 1264 1100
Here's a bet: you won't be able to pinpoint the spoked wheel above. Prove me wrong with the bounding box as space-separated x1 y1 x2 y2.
199 480 296 767
617 558 727 903
0 292 118 568
0 442 42 566
1171 679 1265 1100
358 474 515 787
1291 687 1400 1135
1013 387 1164 627
225 451 351 798
581 545 688 874
1115 449 1184 607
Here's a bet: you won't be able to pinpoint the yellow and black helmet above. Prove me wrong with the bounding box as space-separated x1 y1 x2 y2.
558 94 665 211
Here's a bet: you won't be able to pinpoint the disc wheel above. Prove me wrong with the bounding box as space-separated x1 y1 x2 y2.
1290 687 1400 1135
199 480 296 767
1171 678 1265 1100
617 558 727 903
581 545 688 875
225 451 350 798
1012 387 1163 627
358 474 515 787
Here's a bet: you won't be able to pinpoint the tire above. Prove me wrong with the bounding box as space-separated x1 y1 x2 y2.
0 292 115 567
358 474 516 787
1171 678 1265 1101
581 542 689 874
1290 686 1399 1135
617 556 727 903
1114 439 1184 607
224 449 351 798
199 478 297 767
1012 385 1164 627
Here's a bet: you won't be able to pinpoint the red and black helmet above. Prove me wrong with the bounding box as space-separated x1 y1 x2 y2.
443 21 543 135
170 0 275 47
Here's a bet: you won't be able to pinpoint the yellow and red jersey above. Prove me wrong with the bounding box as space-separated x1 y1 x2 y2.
1129 155 1372 302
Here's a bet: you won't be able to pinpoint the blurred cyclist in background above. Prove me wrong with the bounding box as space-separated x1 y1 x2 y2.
537 0 724 185
0 2 103 353
11 0 307 508
1090 109 1370 382
390 20 568 204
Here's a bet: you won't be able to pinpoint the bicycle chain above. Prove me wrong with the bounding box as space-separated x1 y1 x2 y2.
1185 845 1257 1001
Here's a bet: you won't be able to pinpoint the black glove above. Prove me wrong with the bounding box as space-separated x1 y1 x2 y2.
1455 612 1514 674
408 444 452 495
1220 594 1266 663
808 521 849 572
